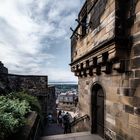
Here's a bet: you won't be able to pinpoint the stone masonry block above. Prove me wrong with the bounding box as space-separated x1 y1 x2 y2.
132 21 140 34
124 105 134 115
133 44 140 57
129 114 140 129
135 70 140 78
136 0 140 13
117 87 135 96
134 107 140 116
130 78 140 89
131 57 140 68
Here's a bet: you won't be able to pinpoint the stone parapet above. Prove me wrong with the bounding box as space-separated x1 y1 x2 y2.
0 61 48 116
10 111 41 140
0 61 8 74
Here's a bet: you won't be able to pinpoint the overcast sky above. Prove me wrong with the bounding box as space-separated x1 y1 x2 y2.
0 0 85 82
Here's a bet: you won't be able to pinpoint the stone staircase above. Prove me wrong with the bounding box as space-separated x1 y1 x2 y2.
40 132 103 140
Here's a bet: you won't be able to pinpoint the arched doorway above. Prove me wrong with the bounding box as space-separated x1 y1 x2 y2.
91 84 104 138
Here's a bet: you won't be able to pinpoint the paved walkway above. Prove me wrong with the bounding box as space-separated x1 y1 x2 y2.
42 123 64 136
40 132 103 140
41 123 103 140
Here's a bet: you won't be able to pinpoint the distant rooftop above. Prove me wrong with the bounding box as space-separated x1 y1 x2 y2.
60 91 77 96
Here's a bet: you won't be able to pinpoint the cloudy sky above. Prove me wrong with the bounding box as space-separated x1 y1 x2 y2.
0 0 85 82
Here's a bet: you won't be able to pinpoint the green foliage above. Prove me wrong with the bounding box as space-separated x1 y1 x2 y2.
8 91 41 115
0 91 42 140
0 96 30 140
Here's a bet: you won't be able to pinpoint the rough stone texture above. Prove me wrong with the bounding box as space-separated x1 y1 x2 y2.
47 86 57 119
131 57 140 68
133 44 140 57
0 62 9 94
0 61 55 116
71 117 90 133
71 0 115 62
70 0 140 140
135 70 140 77
8 74 48 95
0 61 8 74
8 74 48 116
10 111 40 140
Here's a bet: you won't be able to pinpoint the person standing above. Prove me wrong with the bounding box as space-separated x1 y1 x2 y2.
57 110 63 126
63 112 71 134
47 113 53 124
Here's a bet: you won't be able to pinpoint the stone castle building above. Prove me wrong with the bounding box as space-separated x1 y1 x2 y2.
70 0 140 139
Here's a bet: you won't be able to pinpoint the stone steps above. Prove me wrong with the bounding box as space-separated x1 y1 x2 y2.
40 132 103 140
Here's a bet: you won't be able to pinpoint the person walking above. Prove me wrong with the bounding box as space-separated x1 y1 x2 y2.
63 112 71 134
57 110 63 126
47 113 53 124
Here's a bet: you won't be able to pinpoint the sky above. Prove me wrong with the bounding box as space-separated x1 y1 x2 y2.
0 0 85 82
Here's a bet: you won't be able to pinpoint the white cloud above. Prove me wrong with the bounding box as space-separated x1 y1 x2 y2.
0 0 84 82
44 68 78 82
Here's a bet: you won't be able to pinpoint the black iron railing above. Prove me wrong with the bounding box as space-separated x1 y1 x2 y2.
70 114 90 128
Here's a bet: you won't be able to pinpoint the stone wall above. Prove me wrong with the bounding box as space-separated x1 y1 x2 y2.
8 74 48 95
71 0 140 140
71 0 115 61
47 85 57 119
10 111 41 140
0 61 8 74
0 62 9 94
0 62 48 116
71 116 90 133
8 74 48 116
78 72 140 140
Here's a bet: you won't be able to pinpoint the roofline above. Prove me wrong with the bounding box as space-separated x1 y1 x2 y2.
8 73 48 77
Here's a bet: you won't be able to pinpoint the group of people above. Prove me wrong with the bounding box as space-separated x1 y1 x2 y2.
57 110 71 134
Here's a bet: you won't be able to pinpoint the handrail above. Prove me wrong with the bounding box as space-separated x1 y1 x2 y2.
33 117 40 140
70 114 90 127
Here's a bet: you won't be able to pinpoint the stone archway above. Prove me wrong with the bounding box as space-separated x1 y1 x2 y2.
91 84 104 138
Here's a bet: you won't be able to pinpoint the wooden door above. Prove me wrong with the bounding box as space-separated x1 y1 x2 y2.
96 88 104 137
91 85 104 138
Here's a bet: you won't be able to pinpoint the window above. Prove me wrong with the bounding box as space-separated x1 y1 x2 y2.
90 0 107 30
81 15 88 37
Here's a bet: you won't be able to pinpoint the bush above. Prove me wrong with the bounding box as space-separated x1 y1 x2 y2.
0 96 30 140
8 91 41 115
0 91 42 140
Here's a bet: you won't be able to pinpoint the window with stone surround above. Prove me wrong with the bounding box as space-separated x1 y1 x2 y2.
90 0 107 30
81 15 88 37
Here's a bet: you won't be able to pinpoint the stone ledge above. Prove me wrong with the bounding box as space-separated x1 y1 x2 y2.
119 96 140 107
134 107 140 116
135 70 140 77
124 105 134 114
117 87 135 96
124 105 140 116
133 44 140 57
131 57 140 68
130 78 140 88
10 111 40 140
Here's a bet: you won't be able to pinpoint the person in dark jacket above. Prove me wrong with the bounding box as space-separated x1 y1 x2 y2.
63 112 71 134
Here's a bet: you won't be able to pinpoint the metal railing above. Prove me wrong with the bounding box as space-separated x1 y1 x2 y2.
70 114 90 128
